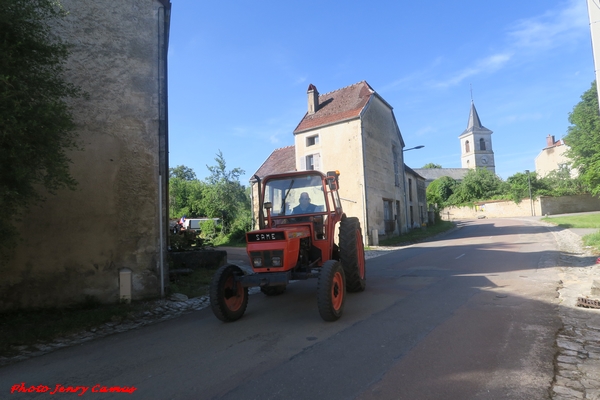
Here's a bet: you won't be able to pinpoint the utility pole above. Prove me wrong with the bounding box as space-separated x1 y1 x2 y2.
525 170 534 216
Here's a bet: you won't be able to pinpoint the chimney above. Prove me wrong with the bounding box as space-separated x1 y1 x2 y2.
546 135 555 147
307 84 319 115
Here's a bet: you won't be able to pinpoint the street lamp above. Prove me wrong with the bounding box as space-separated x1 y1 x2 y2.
525 170 533 216
403 145 425 152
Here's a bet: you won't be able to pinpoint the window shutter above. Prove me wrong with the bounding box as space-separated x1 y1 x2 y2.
300 156 306 170
314 153 321 171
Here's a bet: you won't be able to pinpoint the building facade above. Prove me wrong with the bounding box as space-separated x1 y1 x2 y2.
1 0 171 310
292 82 408 245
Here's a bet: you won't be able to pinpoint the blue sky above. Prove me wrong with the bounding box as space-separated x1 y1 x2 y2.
167 0 594 183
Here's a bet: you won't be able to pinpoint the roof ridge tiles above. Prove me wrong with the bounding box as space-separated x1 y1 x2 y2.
318 80 369 97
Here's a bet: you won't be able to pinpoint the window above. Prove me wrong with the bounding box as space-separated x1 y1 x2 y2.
408 178 413 201
306 135 319 146
465 140 470 153
479 138 486 150
393 145 400 186
305 153 320 170
383 200 394 233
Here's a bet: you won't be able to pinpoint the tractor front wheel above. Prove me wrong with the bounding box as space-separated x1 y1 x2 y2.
339 216 366 292
210 264 248 322
317 260 346 321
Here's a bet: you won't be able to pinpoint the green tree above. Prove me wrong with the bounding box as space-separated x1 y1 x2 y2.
505 172 548 203
201 151 250 236
0 0 84 258
422 163 442 169
426 176 456 208
539 166 587 196
449 168 504 205
565 81 600 195
169 165 197 181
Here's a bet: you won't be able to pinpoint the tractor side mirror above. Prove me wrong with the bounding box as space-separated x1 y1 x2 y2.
326 171 340 190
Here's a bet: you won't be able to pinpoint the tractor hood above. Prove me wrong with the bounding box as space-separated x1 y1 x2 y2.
246 225 311 243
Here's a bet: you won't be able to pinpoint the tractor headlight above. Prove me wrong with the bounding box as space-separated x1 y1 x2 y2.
271 256 282 267
253 257 263 267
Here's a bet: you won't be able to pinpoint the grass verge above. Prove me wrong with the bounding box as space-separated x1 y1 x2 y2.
542 213 600 252
169 268 217 298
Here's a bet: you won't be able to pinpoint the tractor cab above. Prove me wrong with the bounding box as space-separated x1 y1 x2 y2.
261 170 342 237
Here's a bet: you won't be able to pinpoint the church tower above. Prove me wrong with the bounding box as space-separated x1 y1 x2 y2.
459 101 495 173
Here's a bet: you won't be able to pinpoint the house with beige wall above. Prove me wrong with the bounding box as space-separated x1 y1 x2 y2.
404 165 427 228
292 82 409 245
535 135 577 178
1 0 171 311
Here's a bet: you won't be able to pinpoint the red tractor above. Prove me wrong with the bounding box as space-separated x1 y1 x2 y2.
209 170 366 322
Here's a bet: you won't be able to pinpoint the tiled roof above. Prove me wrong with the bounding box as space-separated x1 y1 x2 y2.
252 146 296 179
293 81 375 134
412 168 470 182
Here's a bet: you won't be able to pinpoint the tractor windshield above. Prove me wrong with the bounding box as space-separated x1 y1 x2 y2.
263 175 327 217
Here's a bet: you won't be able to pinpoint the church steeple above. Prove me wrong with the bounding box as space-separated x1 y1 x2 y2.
463 101 491 135
459 101 495 173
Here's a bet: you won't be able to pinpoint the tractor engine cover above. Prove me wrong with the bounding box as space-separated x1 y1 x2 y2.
246 225 311 272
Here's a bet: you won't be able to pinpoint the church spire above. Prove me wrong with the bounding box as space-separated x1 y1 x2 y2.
462 101 492 135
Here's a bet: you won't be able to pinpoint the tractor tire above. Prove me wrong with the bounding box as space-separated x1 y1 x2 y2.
317 260 346 321
339 216 366 292
260 285 286 296
209 264 248 322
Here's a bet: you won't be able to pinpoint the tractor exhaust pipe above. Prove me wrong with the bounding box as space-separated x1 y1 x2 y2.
253 174 265 230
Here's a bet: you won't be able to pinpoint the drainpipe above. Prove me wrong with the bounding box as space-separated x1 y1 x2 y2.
159 177 164 297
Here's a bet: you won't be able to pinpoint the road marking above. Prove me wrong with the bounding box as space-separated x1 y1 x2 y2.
456 253 465 259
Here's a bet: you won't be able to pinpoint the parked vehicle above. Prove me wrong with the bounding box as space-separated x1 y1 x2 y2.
183 218 220 232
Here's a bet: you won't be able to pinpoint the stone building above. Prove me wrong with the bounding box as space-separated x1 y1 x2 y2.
404 165 427 228
1 0 171 310
252 82 412 245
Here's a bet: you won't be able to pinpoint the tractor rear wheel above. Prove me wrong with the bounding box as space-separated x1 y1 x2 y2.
210 264 248 322
260 285 286 296
317 260 346 321
339 216 366 292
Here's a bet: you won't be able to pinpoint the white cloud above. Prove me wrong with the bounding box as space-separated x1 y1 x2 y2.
508 0 588 52
434 53 513 88
432 0 588 88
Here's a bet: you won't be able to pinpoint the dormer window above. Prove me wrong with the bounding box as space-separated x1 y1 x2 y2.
306 135 319 147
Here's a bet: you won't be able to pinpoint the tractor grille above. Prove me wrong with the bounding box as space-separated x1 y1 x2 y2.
250 250 284 268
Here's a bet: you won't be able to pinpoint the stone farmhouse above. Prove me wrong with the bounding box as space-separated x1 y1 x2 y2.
1 0 171 311
252 81 427 245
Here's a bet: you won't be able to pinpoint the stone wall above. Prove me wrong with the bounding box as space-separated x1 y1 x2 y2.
0 0 171 311
441 194 600 220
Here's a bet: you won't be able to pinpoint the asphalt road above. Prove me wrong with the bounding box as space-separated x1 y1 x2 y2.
1 218 563 399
